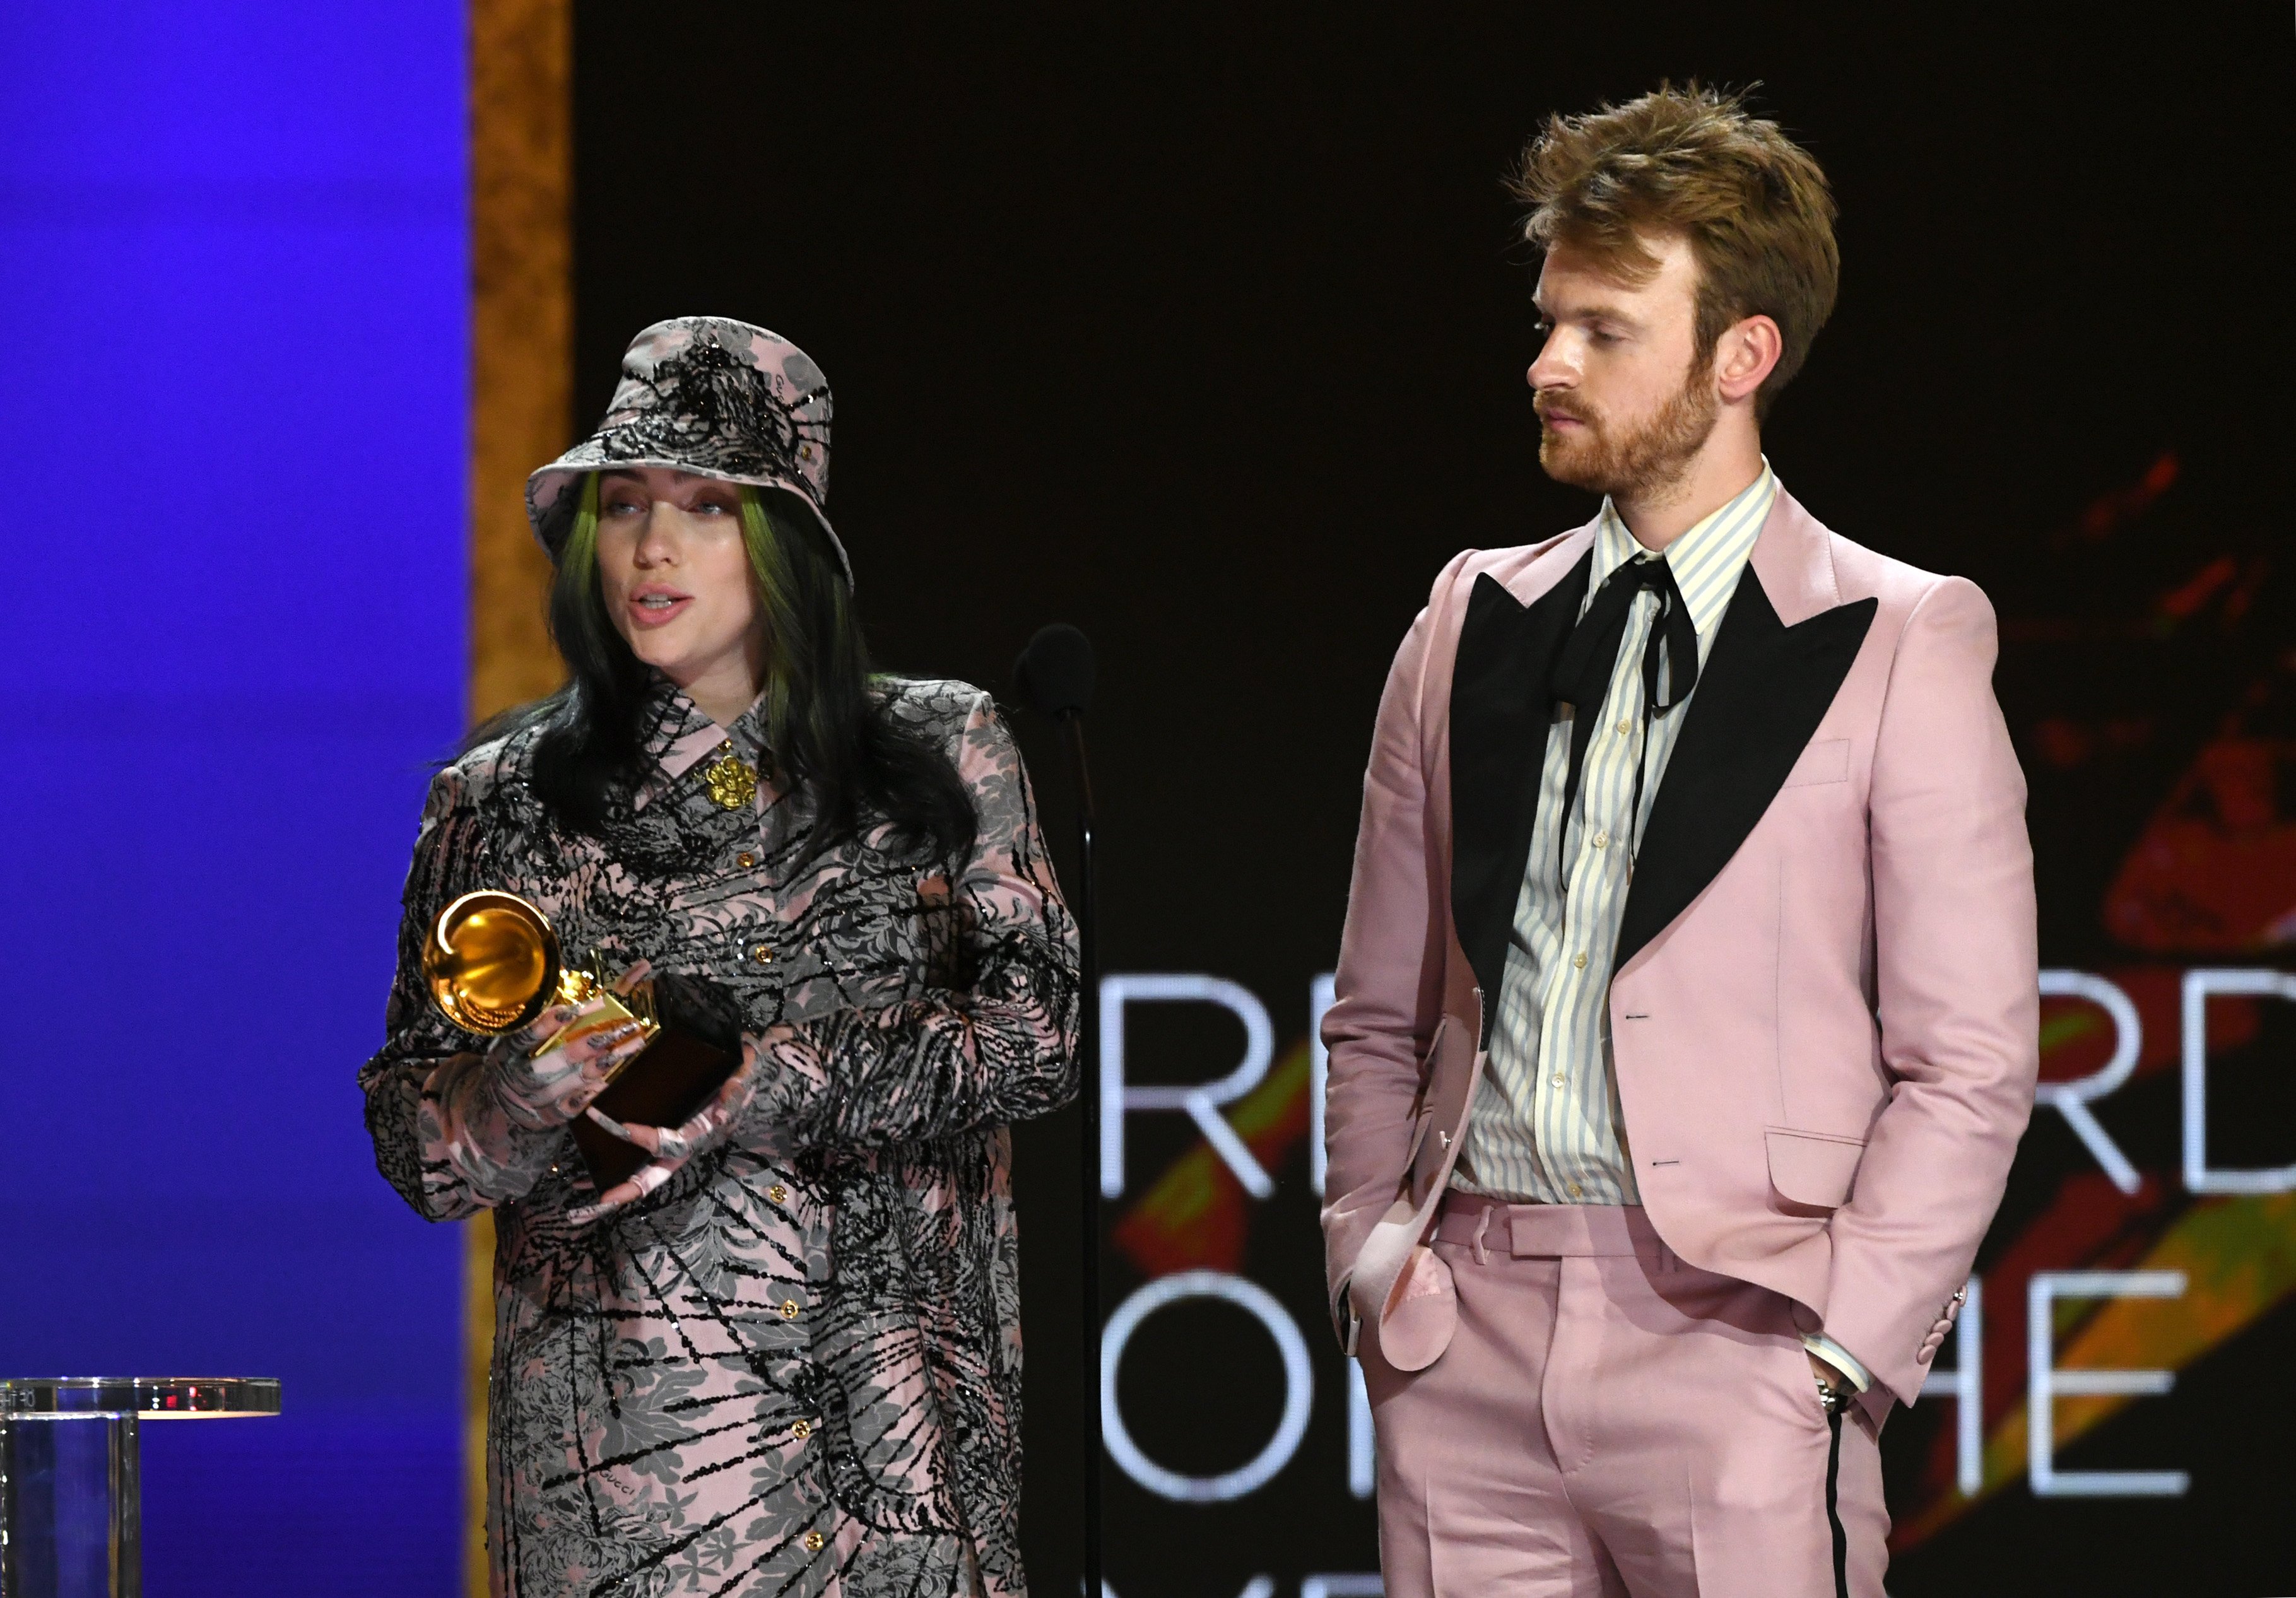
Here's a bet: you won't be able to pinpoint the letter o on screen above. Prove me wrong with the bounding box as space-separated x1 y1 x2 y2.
1100 1270 1314 1503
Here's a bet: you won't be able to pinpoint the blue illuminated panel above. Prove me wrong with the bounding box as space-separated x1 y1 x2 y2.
0 2 468 1591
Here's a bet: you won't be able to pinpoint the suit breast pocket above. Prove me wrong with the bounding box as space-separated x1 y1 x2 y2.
1781 737 1851 789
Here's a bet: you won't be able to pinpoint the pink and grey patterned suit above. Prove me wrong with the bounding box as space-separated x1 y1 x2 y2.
361 678 1078 1598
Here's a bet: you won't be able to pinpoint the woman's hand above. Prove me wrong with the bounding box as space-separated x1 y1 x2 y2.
565 1038 762 1224
484 961 654 1130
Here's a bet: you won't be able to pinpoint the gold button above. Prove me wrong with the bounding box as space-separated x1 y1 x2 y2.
792 1419 812 1440
1591 830 1609 850
799 444 814 461
1572 951 1589 969
1567 1182 1584 1197
752 944 774 965
768 1184 788 1204
804 1530 825 1553
737 850 756 869
780 1298 800 1320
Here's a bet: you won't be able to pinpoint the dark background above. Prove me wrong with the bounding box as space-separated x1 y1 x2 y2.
570 4 2296 1593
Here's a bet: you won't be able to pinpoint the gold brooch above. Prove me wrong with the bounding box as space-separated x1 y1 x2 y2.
702 745 758 810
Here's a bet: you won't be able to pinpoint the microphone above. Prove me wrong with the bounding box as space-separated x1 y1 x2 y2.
1011 621 1102 1598
1015 622 1096 719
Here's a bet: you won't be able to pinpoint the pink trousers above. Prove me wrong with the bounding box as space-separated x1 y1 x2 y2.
1360 1199 1888 1598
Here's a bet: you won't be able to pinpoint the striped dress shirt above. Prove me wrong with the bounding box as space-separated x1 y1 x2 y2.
1454 465 1776 1206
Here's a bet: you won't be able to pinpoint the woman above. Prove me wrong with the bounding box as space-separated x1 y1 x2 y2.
360 317 1080 1597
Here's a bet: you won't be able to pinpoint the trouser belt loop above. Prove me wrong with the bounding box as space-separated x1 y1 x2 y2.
1469 1202 1493 1267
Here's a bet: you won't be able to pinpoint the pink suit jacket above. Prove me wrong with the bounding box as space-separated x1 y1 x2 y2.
1319 488 2039 1410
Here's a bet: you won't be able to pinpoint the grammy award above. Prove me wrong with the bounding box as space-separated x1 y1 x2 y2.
422 890 739 1194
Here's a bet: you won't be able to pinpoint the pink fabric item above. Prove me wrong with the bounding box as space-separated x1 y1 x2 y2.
1320 488 2039 1412
1363 1201 1888 1597
1345 1015 1479 1370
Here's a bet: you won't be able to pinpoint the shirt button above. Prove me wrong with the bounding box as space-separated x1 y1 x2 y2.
737 850 756 869
1567 1183 1584 1197
768 1184 788 1204
752 944 774 965
792 1418 813 1440
780 1298 801 1320
1615 719 1632 736
804 1531 825 1553
1572 951 1589 969
1591 830 1609 850
1551 1073 1566 1087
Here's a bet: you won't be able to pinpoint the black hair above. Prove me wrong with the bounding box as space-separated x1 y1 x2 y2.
469 473 976 868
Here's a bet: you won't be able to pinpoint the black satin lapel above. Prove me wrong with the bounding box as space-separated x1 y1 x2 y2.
1448 556 1591 1010
1615 571 1877 970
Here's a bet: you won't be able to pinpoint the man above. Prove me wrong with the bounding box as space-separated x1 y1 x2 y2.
1319 86 2037 1598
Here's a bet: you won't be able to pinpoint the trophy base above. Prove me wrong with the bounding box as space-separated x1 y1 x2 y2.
533 987 641 1057
568 1024 741 1194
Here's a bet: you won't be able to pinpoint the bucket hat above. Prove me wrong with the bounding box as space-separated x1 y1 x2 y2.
526 316 851 585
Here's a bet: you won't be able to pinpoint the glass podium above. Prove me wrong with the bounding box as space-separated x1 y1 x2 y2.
0 1377 280 1598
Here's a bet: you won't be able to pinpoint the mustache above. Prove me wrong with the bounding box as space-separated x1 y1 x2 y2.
1534 393 1594 427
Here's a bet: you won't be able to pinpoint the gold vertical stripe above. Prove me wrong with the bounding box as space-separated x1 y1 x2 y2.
468 0 570 1590
471 0 571 729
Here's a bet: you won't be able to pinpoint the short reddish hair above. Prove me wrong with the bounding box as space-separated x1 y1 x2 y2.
1511 84 1839 416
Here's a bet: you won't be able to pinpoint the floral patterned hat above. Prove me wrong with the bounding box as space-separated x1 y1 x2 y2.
525 315 851 586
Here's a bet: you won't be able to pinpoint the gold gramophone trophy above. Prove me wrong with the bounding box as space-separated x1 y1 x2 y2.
423 891 738 1192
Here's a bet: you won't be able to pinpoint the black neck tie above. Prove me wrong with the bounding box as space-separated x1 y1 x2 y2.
1550 555 1700 887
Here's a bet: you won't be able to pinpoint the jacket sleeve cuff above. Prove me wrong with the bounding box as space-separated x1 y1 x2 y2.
1801 1331 1874 1393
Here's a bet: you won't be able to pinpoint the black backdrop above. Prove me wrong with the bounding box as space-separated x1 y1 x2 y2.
568 6 2296 1592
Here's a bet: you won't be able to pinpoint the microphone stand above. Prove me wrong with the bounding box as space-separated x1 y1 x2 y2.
1016 620 1103 1596
1054 707 1103 1598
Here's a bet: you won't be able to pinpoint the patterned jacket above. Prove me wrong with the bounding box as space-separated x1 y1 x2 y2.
359 677 1081 1597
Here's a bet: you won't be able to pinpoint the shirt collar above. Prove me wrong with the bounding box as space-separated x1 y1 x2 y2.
637 674 770 789
1591 461 1779 638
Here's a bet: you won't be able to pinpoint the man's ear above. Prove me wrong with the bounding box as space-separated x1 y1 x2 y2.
1714 314 1783 404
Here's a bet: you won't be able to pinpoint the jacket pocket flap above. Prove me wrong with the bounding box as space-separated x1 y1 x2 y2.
1765 1127 1865 1207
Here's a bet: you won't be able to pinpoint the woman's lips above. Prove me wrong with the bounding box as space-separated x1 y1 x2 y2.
625 592 692 629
